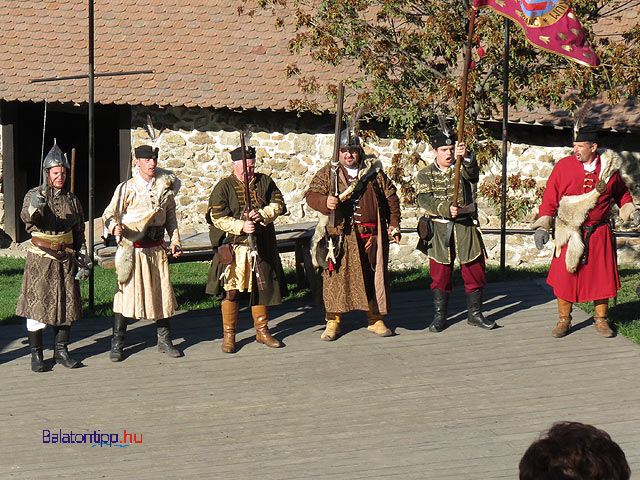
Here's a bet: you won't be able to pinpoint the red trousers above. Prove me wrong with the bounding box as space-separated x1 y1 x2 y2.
429 253 486 294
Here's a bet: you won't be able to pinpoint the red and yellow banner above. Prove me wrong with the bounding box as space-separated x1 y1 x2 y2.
473 0 599 67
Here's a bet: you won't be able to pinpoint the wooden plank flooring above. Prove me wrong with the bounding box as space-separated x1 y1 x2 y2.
1 279 639 479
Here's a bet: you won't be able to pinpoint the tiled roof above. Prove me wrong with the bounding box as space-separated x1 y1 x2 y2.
0 1 637 131
0 0 350 111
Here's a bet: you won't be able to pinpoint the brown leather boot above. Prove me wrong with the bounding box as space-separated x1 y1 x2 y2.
594 300 613 338
252 305 282 348
221 300 238 353
552 298 573 338
366 300 392 337
321 313 342 341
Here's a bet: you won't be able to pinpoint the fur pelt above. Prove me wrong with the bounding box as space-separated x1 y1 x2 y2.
554 149 620 273
310 157 382 269
115 168 180 283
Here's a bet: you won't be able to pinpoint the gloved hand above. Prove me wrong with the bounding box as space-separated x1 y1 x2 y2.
30 190 47 210
75 267 90 281
630 209 640 228
534 228 550 250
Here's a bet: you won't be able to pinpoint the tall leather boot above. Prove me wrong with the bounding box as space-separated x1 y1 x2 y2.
28 329 45 372
252 305 282 348
321 312 342 341
156 318 181 357
221 300 238 353
366 299 392 336
552 298 573 338
53 326 81 368
466 288 495 329
594 299 613 338
110 313 128 362
429 289 449 333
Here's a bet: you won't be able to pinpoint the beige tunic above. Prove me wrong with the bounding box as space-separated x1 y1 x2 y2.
102 168 181 320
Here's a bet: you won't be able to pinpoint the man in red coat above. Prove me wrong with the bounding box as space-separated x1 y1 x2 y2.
533 127 639 338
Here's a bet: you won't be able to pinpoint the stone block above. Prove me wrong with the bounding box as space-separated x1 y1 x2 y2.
189 132 214 144
161 132 187 146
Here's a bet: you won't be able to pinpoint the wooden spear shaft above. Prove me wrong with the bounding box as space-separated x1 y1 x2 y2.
70 147 76 193
452 7 478 207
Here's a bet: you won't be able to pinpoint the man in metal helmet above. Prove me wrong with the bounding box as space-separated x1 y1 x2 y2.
16 140 89 372
306 127 401 341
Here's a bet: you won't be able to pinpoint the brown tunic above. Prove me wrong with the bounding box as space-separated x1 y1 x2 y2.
16 187 85 326
306 158 400 315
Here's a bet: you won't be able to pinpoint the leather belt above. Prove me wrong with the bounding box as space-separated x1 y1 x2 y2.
31 236 72 252
354 222 376 239
133 239 164 249
581 221 607 265
441 213 473 248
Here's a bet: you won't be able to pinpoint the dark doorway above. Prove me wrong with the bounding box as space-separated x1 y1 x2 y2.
6 101 123 242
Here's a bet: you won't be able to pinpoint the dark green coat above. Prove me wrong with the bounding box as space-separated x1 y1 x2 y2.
416 160 484 265
205 173 287 305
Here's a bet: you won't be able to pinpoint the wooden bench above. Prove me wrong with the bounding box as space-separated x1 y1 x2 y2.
94 221 319 291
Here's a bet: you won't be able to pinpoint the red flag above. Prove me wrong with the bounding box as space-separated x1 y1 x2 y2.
473 0 599 67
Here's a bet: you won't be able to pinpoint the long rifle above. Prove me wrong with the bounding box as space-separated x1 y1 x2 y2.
328 82 345 228
452 7 478 207
240 134 267 291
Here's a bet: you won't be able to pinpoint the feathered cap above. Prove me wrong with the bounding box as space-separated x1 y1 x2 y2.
572 100 597 142
431 115 454 149
134 145 159 159
230 145 256 161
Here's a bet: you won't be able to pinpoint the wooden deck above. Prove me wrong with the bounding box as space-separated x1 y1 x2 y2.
1 279 640 479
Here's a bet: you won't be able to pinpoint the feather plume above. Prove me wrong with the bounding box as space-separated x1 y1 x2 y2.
573 100 592 140
348 105 368 136
437 114 452 138
145 114 157 143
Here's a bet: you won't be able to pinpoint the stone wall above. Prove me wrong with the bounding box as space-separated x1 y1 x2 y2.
130 106 640 269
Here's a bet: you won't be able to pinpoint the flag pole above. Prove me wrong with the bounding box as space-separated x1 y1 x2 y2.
500 18 510 272
452 6 478 207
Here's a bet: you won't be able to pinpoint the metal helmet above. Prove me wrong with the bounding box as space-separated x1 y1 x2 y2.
339 127 362 151
43 139 70 170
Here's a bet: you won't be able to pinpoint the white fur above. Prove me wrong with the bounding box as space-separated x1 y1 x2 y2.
114 168 180 283
554 149 619 273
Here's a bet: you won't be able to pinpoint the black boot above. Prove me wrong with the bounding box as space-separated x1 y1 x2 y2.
156 319 181 358
28 329 45 372
429 289 449 332
53 326 81 368
466 288 495 329
110 314 128 362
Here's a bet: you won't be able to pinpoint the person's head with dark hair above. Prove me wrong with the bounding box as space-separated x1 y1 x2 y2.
519 421 630 480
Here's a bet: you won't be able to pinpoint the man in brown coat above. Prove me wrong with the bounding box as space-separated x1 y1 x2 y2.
306 128 401 341
17 142 89 372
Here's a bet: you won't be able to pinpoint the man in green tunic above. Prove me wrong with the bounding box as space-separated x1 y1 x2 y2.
205 145 287 353
415 130 494 332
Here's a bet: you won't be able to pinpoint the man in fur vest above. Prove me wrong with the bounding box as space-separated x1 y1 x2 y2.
205 145 287 353
17 141 90 372
102 145 183 360
306 128 401 341
533 127 640 338
415 130 494 333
